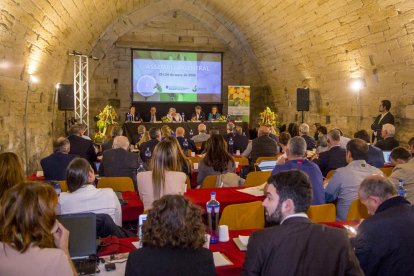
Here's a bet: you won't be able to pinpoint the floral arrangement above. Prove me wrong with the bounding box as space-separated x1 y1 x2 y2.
161 116 171 123
218 115 228 122
258 106 279 127
94 105 118 143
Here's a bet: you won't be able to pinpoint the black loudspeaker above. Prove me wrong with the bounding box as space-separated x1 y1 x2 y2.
58 84 74 111
296 88 310 111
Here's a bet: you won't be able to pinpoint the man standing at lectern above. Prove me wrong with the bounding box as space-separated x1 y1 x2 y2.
371 100 394 143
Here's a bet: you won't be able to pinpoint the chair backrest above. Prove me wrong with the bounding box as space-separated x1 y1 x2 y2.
187 155 202 165
347 198 369 220
219 201 265 230
380 167 393 177
186 175 191 190
202 175 217 188
97 177 135 192
307 203 336 223
244 171 272 187
233 156 249 166
325 170 336 180
58 181 68 192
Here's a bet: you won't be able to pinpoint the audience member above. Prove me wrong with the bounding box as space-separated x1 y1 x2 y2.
79 124 91 140
334 128 351 149
354 129 385 168
408 137 414 157
388 146 414 202
325 138 383 220
268 126 279 143
316 134 329 153
160 125 174 139
313 129 347 177
191 123 210 143
0 182 75 276
41 137 77 181
60 158 122 226
312 123 321 141
272 136 325 205
125 195 215 276
164 136 191 177
197 135 235 186
207 105 221 121
287 122 299 137
298 123 316 150
137 131 150 146
166 107 182 122
225 122 236 141
242 171 362 275
248 126 279 164
101 125 123 152
0 152 25 199
191 105 206 121
175 127 196 153
139 127 161 163
67 124 97 171
100 136 142 191
355 175 414 276
231 125 249 153
371 99 394 143
125 105 142 122
137 139 187 210
317 125 328 136
146 106 158 123
375 123 399 151
276 132 291 162
132 125 146 145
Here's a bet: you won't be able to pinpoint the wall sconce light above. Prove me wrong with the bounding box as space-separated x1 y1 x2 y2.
29 75 39 84
350 78 366 92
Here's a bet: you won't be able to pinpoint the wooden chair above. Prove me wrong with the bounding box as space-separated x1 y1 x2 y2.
58 181 68 192
325 170 336 180
233 156 249 166
97 177 135 192
187 155 202 165
244 171 271 187
307 203 336 223
380 167 393 177
219 201 265 230
202 175 217 188
347 198 369 220
186 175 191 190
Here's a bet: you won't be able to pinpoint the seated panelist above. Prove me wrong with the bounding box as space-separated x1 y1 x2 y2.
125 106 142 122
166 108 183 122
191 105 206 121
207 105 221 121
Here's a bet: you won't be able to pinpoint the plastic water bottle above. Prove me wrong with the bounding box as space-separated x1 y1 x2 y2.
398 179 407 198
228 137 234 154
145 147 151 161
206 192 220 244
189 129 194 138
183 138 189 156
181 112 185 122
226 114 231 122
243 132 246 136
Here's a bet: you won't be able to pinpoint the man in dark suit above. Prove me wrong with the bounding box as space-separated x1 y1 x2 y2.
371 100 394 143
242 170 363 275
250 126 279 164
101 126 123 152
175 127 196 153
191 105 206 121
139 127 161 163
41 137 77 180
354 129 385 168
67 124 97 171
313 129 347 176
375 123 399 151
125 106 142 122
100 136 142 191
144 106 159 122
355 175 414 276
299 123 316 150
232 126 249 153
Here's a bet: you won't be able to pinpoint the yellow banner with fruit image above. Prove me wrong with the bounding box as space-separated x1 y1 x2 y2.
228 86 250 122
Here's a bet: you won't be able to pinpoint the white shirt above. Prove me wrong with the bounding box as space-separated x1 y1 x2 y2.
59 185 122 226
281 213 308 224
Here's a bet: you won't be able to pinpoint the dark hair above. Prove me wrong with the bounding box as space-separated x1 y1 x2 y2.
142 195 206 249
209 128 220 135
267 170 312 212
381 100 391 111
287 123 299 137
313 123 321 129
390 147 411 163
279 132 291 146
346 138 368 161
204 134 234 172
278 124 287 133
408 137 414 147
149 127 160 140
353 130 370 143
66 158 91 192
317 126 327 135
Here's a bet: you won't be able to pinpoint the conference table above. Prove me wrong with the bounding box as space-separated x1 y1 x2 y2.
123 121 249 142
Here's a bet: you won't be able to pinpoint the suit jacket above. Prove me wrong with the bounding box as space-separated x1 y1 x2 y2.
314 145 347 176
355 197 414 276
250 135 279 163
191 112 206 121
100 148 142 191
40 152 77 181
125 246 215 276
371 112 394 142
145 113 159 122
375 136 399 151
68 135 97 170
101 139 114 152
176 136 196 152
367 144 385 168
302 134 316 150
139 139 159 163
242 217 363 276
231 134 249 153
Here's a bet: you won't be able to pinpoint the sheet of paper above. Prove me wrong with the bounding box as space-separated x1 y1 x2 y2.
238 235 250 246
233 238 247 251
132 241 140 249
237 183 266 197
213 252 233 267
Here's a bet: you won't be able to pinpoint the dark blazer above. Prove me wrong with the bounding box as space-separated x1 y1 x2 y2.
355 197 414 276
68 135 97 170
191 111 206 121
302 134 316 150
125 246 215 276
314 145 347 176
176 136 196 152
139 139 159 163
242 217 363 276
101 139 114 152
144 113 159 122
367 144 385 168
227 134 249 153
100 148 142 191
375 136 399 151
371 112 394 142
41 152 77 181
131 134 142 145
125 112 141 122
250 135 279 163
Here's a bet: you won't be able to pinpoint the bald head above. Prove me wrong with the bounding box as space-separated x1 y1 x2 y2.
258 126 270 137
113 136 130 150
175 127 185 137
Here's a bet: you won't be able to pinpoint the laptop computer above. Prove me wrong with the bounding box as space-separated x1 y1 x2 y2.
58 213 97 275
383 151 392 164
257 160 277 171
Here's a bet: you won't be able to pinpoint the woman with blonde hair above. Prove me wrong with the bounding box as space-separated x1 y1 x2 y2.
160 125 173 139
0 182 76 275
137 139 186 210
138 131 150 146
0 152 25 198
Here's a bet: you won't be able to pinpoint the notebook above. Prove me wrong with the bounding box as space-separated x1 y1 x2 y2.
257 160 277 171
58 213 97 275
383 151 391 164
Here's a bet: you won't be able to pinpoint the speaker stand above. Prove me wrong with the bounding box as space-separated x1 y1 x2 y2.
64 110 68 136
301 111 304 123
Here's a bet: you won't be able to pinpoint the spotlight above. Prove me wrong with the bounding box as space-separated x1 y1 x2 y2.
350 78 365 92
29 75 39 84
